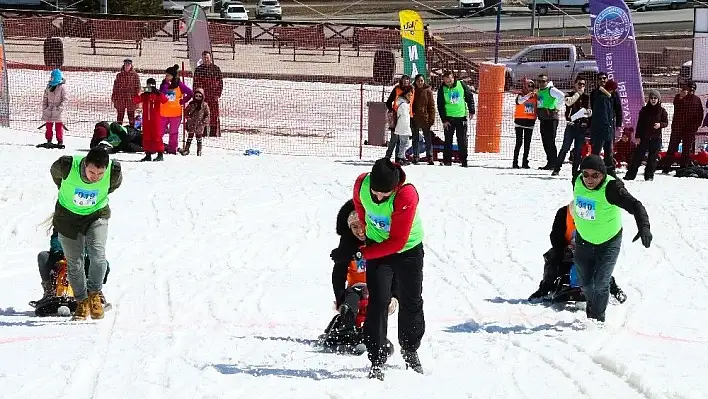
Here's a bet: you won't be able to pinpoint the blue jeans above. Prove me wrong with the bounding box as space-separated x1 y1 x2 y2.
554 123 587 174
58 218 109 301
573 230 622 322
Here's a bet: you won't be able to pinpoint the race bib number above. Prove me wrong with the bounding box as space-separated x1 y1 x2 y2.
355 258 366 272
575 196 596 221
73 187 98 207
166 90 176 101
449 90 461 104
524 102 534 114
367 213 391 232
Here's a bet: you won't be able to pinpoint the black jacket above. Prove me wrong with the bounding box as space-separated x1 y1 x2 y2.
436 80 476 123
331 200 398 305
590 88 623 129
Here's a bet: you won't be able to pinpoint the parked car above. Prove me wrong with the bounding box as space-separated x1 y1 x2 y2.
498 43 598 89
629 0 687 11
459 0 485 13
526 0 590 15
221 2 249 20
256 0 282 19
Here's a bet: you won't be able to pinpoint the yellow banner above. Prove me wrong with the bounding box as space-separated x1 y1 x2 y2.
398 10 425 47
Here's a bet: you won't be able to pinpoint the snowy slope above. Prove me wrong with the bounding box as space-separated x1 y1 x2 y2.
0 127 707 399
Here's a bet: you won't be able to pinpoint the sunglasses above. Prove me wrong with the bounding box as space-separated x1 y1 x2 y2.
582 171 602 179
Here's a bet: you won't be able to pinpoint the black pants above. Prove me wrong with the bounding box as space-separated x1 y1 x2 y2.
364 243 424 365
513 126 532 166
443 118 468 164
661 130 696 171
625 137 661 180
591 125 616 174
539 119 559 166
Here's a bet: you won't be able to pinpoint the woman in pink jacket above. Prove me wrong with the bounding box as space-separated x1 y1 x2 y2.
159 64 193 154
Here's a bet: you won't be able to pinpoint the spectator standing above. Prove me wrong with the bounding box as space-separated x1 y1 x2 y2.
411 74 436 165
660 81 705 173
552 77 591 176
535 74 565 170
512 78 537 169
589 72 623 177
42 69 67 148
110 59 140 126
193 51 224 137
436 70 475 167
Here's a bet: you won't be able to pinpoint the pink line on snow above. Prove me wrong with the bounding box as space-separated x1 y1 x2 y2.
628 328 708 345
0 334 66 345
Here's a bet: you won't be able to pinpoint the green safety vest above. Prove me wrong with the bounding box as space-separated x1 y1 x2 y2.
358 174 423 252
442 81 468 118
537 87 559 110
57 155 112 216
572 174 622 245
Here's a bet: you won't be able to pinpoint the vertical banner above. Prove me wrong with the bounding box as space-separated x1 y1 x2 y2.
694 8 708 137
182 4 213 73
590 0 644 138
0 17 10 127
398 10 427 78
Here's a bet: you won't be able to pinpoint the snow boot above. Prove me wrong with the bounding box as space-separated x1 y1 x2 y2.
401 349 423 374
610 277 627 303
368 364 384 381
40 280 55 300
153 152 164 162
140 153 152 162
88 291 104 320
196 139 202 156
180 139 192 156
72 298 90 321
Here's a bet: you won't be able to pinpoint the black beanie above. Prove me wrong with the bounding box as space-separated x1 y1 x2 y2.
580 154 607 175
369 158 400 192
146 78 156 86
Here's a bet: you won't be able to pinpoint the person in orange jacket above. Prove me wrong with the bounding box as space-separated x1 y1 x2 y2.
319 199 397 355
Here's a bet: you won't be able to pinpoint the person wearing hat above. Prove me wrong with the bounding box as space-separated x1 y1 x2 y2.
659 81 705 173
571 154 651 322
111 59 141 127
589 72 623 177
133 78 168 161
160 64 194 155
351 157 425 380
624 89 668 181
512 78 537 169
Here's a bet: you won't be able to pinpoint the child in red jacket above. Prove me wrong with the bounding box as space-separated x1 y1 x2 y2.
133 78 168 162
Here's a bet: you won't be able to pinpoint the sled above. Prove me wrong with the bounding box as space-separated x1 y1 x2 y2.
36 142 65 149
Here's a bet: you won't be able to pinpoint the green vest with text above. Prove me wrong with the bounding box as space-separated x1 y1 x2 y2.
537 87 559 110
572 174 622 245
58 155 112 216
358 174 423 252
443 81 468 118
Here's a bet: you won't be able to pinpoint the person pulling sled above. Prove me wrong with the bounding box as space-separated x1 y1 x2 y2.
528 202 627 305
317 199 398 357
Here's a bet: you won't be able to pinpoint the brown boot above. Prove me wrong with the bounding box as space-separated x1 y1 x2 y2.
88 291 104 320
72 298 90 321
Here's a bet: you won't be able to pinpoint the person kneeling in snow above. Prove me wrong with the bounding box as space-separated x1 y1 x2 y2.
31 227 111 316
319 199 397 355
528 202 626 304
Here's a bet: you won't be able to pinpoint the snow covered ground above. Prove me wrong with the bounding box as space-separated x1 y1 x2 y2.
1 126 707 399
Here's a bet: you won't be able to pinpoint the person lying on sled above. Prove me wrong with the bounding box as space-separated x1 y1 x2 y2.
32 227 111 315
321 199 397 355
528 201 627 303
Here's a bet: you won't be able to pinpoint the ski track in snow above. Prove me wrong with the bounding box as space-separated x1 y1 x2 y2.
1 128 707 398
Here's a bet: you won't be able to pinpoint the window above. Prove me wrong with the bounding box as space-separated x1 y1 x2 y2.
544 47 570 62
522 49 544 62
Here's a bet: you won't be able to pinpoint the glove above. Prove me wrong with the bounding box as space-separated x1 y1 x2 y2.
632 226 652 248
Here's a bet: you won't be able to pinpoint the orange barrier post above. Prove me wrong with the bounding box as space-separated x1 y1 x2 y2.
475 62 506 153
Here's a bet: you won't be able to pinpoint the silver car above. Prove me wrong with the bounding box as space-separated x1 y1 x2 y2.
256 0 282 19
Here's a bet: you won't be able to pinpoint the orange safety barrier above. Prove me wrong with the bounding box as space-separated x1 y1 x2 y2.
475 62 506 153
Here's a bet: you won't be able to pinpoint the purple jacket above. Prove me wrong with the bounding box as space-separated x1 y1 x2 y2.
159 79 194 106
